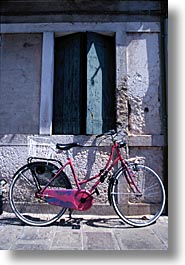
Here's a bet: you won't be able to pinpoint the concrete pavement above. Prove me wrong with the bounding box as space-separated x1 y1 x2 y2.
0 212 168 250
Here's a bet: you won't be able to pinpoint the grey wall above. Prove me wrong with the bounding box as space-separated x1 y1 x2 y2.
0 14 167 211
0 34 42 134
1 0 163 23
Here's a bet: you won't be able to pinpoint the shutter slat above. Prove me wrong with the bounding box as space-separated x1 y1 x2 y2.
53 33 82 134
86 33 115 134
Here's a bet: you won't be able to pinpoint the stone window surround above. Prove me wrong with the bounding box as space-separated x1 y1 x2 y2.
1 22 163 147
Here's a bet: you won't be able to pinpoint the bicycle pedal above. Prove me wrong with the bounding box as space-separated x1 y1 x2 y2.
72 224 80 229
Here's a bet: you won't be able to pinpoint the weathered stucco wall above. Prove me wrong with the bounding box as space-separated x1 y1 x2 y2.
0 135 119 214
1 0 162 23
0 33 42 134
0 20 166 213
127 32 161 134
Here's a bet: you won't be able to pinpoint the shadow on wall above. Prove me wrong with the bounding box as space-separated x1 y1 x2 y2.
73 135 114 188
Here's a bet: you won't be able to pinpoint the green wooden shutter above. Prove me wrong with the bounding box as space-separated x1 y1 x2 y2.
101 34 116 132
53 33 83 134
53 32 115 135
86 32 115 134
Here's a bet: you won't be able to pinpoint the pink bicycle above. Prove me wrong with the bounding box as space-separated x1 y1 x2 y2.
9 130 165 227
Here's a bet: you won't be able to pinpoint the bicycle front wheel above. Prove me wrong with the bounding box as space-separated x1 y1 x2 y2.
9 162 72 226
111 164 166 227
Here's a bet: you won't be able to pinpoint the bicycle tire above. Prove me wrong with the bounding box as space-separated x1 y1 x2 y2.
9 162 72 226
111 164 166 227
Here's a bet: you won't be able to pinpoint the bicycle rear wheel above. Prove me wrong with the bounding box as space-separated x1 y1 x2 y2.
111 164 166 227
9 162 72 226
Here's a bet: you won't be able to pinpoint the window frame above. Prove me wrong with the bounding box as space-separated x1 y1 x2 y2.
38 28 129 136
39 32 55 135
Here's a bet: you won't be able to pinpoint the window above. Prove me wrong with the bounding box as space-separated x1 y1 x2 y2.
52 32 116 135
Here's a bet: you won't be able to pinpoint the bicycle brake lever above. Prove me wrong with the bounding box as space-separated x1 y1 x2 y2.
95 133 104 139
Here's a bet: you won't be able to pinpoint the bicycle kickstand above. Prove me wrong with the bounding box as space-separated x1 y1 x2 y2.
68 209 81 229
68 208 74 219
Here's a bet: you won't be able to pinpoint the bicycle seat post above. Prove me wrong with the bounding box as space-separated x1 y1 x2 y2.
66 150 71 159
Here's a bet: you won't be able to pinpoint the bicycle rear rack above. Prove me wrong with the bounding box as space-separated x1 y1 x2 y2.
27 156 63 168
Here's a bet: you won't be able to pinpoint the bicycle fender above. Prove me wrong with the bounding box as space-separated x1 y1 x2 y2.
11 162 72 189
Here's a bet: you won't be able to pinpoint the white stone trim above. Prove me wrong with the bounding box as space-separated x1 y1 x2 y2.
1 22 160 34
129 135 164 147
39 32 54 135
116 31 127 87
0 134 165 147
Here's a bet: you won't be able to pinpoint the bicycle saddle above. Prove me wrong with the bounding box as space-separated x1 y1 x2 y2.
56 142 79 150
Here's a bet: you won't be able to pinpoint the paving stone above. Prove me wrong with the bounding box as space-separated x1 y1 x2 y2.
11 242 50 250
114 228 167 250
0 225 23 250
83 231 119 250
51 231 82 250
19 227 56 241
0 213 168 250
151 224 168 248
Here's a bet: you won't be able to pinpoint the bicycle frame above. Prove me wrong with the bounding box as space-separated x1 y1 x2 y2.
39 141 140 196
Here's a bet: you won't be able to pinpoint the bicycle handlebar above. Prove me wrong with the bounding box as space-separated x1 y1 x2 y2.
95 129 116 139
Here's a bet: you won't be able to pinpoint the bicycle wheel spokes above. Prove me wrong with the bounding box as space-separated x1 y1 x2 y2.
9 164 68 226
111 165 165 227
